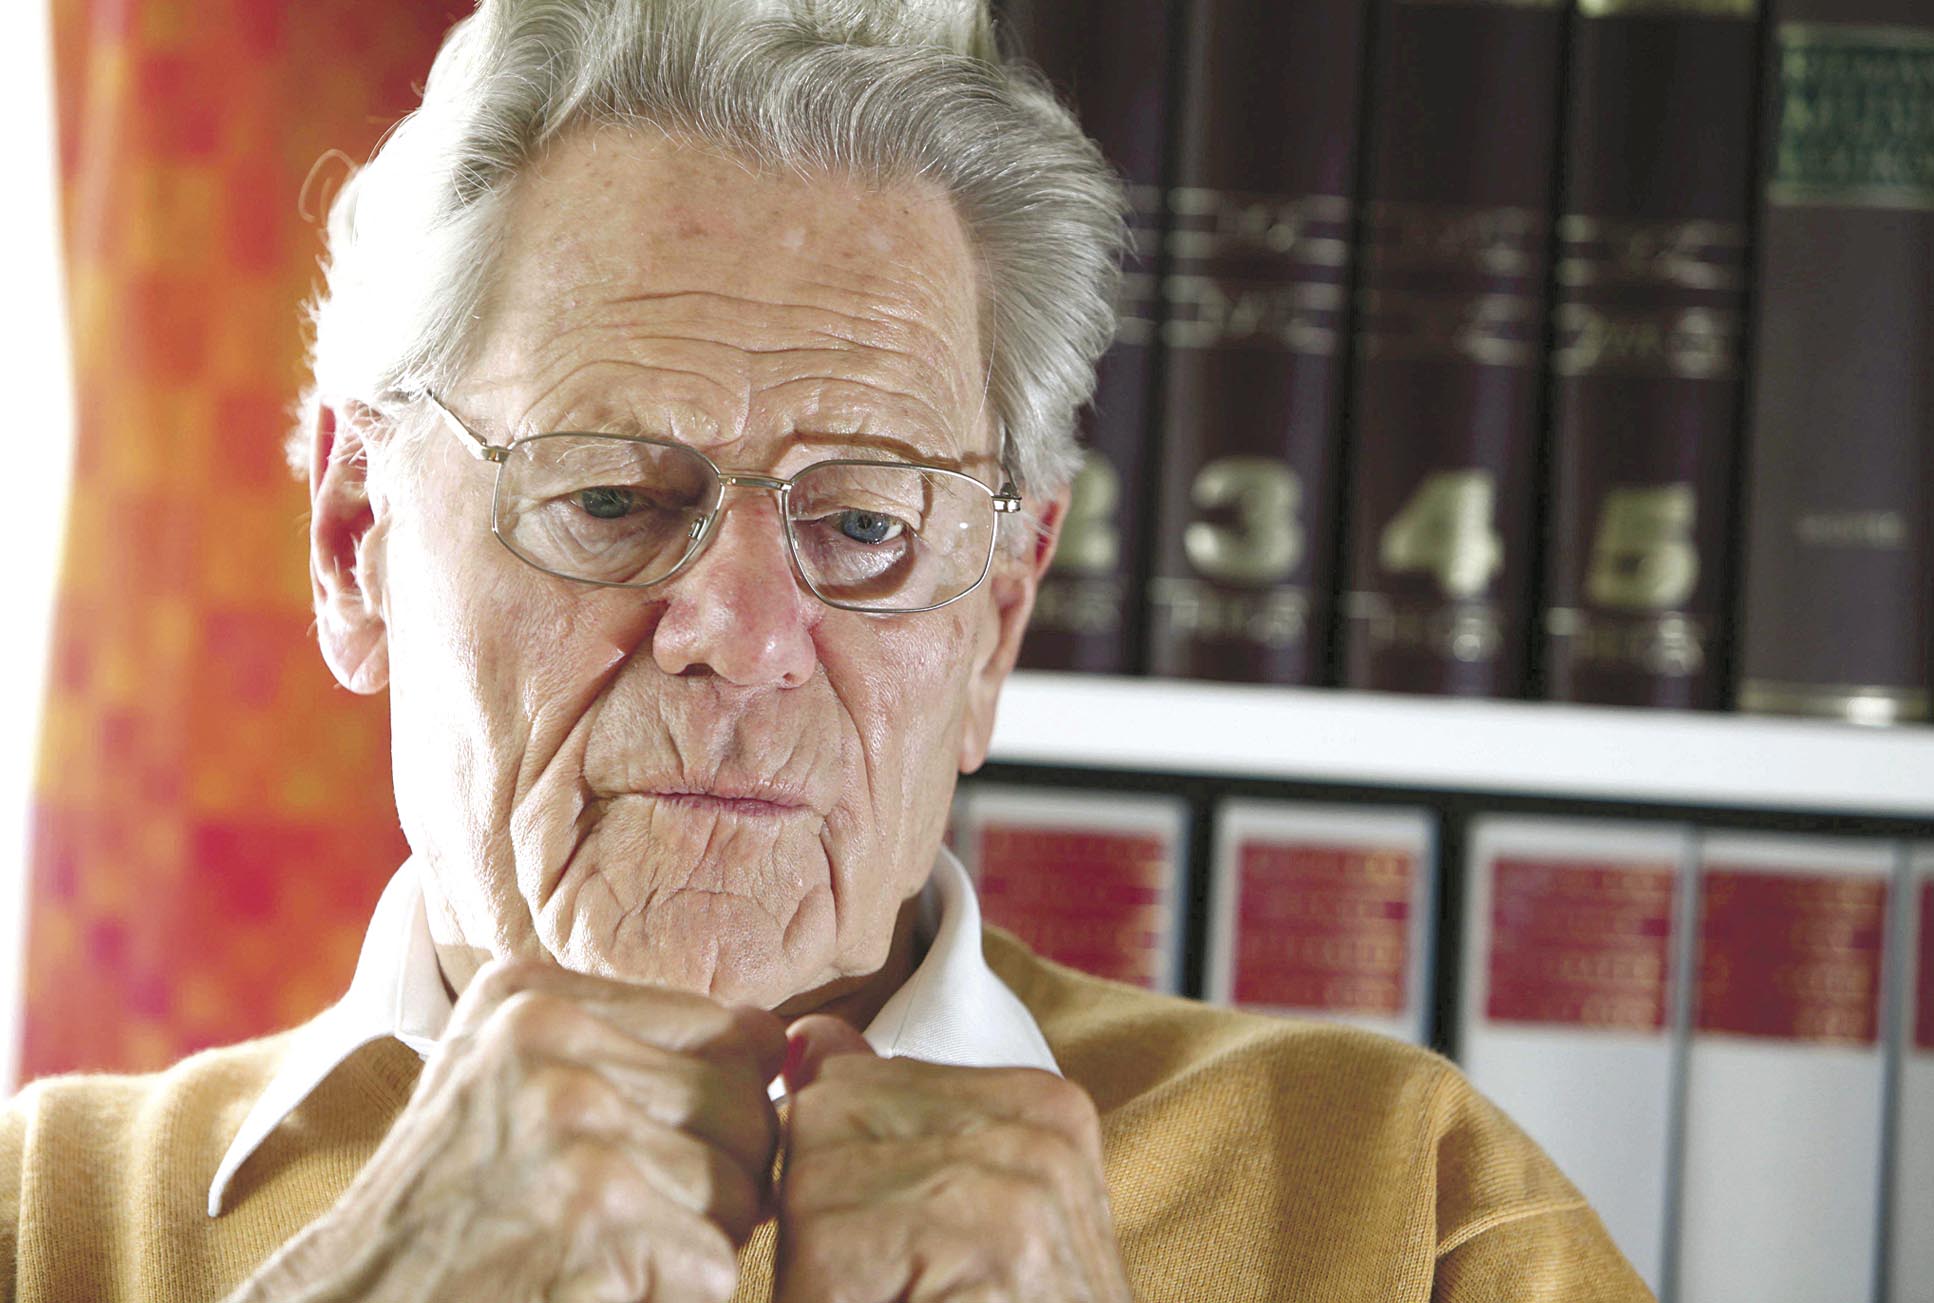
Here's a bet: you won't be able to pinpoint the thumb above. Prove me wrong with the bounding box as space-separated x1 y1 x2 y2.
783 1014 876 1094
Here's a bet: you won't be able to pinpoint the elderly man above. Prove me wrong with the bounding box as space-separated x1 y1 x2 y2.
4 1 1651 1300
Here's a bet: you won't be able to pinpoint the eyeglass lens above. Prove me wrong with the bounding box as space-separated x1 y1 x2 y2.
490 434 997 610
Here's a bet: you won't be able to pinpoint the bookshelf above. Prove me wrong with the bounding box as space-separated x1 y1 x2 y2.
989 672 1934 820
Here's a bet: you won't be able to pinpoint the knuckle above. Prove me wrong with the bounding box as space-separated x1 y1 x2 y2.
553 1137 658 1229
785 1081 861 1144
709 1003 787 1066
464 955 550 1011
994 1168 1062 1233
1022 1071 1103 1144
527 1062 615 1133
489 988 568 1051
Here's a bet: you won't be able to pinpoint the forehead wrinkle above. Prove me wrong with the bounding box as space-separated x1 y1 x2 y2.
753 376 967 451
564 285 970 371
514 359 736 436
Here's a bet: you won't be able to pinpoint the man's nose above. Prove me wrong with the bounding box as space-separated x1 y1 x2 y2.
649 491 820 687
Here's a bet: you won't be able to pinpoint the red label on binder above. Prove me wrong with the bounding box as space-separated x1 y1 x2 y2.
975 825 1175 989
1696 868 1888 1046
1916 879 1934 1053
1228 842 1412 1016
1486 857 1676 1031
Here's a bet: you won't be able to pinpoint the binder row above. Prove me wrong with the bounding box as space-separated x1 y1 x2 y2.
949 781 1934 1302
1000 0 1934 726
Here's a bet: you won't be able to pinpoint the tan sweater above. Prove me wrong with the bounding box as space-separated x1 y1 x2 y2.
1 929 1653 1302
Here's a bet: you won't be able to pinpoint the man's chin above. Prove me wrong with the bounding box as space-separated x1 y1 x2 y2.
542 887 839 1008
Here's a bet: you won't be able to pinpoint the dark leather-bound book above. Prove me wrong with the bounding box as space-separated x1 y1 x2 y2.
1339 0 1568 697
1541 0 1761 709
1735 0 1934 726
1144 0 1372 685
1003 0 1176 674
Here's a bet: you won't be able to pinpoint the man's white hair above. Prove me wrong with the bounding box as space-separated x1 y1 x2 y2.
297 0 1125 497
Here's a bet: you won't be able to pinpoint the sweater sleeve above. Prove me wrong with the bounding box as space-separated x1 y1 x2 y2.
1424 1070 1655 1303
2 1086 27 1299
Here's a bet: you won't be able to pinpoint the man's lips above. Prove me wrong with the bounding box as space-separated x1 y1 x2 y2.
643 787 813 818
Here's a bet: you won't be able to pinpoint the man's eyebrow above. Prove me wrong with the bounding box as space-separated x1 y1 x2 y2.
555 410 986 471
786 429 982 471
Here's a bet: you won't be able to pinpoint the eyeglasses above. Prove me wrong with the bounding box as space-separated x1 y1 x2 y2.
405 392 1024 615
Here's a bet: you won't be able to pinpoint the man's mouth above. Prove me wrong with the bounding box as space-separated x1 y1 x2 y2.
646 786 812 818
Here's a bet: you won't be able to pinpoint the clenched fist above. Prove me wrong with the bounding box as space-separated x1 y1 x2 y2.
774 1016 1132 1303
226 958 787 1303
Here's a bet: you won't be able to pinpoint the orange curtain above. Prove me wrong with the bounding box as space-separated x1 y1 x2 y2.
24 0 459 1078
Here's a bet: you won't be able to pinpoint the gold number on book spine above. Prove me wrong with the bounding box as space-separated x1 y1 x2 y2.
1183 457 1303 586
1587 485 1700 610
1379 471 1504 599
1051 451 1121 575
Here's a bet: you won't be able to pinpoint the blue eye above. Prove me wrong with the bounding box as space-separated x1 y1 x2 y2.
837 510 905 545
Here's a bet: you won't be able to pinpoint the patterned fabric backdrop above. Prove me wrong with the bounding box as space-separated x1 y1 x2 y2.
24 0 461 1079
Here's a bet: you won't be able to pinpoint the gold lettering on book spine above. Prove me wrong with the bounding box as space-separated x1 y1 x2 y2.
1182 458 1305 586
1556 217 1747 291
1553 305 1742 379
1555 217 1748 378
1113 183 1165 346
1579 0 1756 16
1163 189 1353 354
1050 452 1122 575
1150 579 1309 650
1399 0 1563 9
1344 592 1504 665
1357 203 1546 367
1770 24 1934 211
1546 608 1709 677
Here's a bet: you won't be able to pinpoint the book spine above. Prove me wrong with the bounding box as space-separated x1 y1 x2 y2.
1890 845 1934 1303
955 784 1192 993
1338 0 1568 696
1540 0 1760 709
1143 0 1372 684
1205 800 1435 1044
1735 3 1934 725
1677 833 1895 1303
1457 816 1690 1293
1003 0 1176 675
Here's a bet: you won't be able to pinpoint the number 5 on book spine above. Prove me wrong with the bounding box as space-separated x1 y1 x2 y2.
1587 485 1699 610
1378 470 1503 598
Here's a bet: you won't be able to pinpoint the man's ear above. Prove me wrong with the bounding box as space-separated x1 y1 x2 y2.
309 402 390 694
958 482 1071 774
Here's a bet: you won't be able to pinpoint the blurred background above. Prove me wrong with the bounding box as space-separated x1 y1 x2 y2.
3 2 1930 1303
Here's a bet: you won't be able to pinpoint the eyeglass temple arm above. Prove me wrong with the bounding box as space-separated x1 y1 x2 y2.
408 389 510 464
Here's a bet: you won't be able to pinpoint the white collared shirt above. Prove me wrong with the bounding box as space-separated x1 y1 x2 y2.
207 846 1057 1217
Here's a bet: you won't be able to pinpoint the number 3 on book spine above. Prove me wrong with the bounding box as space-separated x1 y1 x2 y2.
1183 457 1304 586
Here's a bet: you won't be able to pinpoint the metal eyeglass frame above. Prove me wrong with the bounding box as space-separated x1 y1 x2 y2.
407 390 1025 616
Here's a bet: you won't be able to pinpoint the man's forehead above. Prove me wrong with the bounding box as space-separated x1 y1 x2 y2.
486 128 982 344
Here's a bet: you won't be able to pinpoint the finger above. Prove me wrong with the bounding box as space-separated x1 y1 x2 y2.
506 1062 772 1248
488 991 782 1175
789 1060 1104 1164
782 1014 877 1095
628 1116 771 1246
453 955 789 1079
782 1122 1093 1224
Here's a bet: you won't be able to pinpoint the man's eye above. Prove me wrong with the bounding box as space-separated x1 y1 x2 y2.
833 510 906 545
575 487 638 519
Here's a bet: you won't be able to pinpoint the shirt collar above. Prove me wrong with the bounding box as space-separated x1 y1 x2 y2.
209 845 1055 1217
